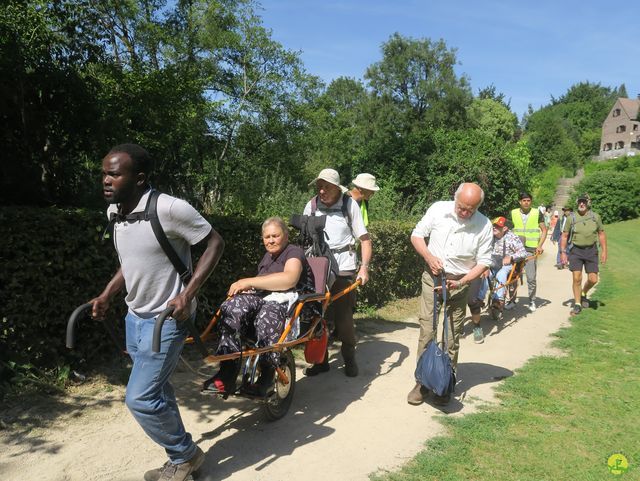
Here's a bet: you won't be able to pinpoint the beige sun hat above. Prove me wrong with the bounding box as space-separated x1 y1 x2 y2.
309 168 347 191
352 173 380 191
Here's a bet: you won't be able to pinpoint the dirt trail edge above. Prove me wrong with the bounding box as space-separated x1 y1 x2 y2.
1 249 573 481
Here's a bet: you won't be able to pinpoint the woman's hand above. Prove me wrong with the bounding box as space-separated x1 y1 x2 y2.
227 279 252 296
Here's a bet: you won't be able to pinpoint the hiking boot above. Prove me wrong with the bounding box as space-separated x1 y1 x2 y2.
432 392 451 406
581 295 590 309
407 382 428 405
570 304 582 316
344 357 359 377
305 352 330 376
473 326 484 344
144 446 205 481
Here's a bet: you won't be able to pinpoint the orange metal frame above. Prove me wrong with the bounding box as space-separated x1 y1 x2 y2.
491 253 538 292
184 280 361 369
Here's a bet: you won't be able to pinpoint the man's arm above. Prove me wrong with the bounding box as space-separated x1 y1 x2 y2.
90 268 125 320
536 219 547 254
411 235 443 274
559 231 569 265
357 234 372 285
168 228 225 321
599 230 607 264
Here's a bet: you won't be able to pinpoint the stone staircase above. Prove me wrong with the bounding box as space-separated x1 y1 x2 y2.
553 168 584 209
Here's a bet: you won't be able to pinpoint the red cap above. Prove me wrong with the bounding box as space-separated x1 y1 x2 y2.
492 216 507 228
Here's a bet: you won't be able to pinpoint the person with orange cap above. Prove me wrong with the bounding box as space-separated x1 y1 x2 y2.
468 216 528 336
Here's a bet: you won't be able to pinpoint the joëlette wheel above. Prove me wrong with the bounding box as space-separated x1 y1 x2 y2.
263 349 296 421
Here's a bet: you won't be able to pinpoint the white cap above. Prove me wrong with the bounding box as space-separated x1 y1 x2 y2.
352 173 380 192
309 168 346 192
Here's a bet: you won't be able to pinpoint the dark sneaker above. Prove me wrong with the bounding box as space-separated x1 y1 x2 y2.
581 295 590 309
305 361 330 376
407 382 428 405
432 392 451 406
473 326 484 344
144 446 204 481
344 358 359 377
570 304 582 316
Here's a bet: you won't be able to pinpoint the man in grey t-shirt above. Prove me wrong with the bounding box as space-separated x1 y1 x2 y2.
90 144 224 481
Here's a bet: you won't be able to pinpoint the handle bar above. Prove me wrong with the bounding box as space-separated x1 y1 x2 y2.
66 303 93 349
152 307 209 358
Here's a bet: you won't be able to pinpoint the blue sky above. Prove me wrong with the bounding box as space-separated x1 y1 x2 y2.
258 0 639 120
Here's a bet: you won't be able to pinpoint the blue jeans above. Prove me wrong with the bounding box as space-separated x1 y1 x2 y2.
475 265 512 302
125 311 196 464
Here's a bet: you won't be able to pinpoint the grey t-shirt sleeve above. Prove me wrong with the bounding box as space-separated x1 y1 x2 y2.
164 197 212 246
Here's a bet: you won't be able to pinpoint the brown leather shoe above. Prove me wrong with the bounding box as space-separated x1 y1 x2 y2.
144 446 204 481
407 382 428 405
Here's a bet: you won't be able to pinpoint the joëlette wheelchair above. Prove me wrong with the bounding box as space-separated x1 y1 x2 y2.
485 254 537 320
66 214 359 421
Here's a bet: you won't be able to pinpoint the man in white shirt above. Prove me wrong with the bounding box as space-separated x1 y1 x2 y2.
408 183 493 406
303 168 372 377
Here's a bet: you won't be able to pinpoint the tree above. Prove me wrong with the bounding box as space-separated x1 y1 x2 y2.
364 33 472 128
467 98 518 142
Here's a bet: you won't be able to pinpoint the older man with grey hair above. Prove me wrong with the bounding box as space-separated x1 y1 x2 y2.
407 182 493 406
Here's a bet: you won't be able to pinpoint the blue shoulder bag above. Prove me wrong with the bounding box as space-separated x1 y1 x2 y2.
414 274 457 397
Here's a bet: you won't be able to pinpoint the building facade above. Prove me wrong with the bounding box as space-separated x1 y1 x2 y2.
599 97 640 160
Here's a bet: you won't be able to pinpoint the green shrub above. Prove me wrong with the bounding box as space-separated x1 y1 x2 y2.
0 207 422 385
359 220 422 307
570 170 640 223
532 164 569 206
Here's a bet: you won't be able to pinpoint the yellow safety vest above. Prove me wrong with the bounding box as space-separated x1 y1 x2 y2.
511 208 540 248
360 200 369 227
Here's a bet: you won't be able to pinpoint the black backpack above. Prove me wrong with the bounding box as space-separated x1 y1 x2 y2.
105 189 192 284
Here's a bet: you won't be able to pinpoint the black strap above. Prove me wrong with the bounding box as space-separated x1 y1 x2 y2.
107 190 192 285
147 190 193 285
311 193 353 232
432 274 450 344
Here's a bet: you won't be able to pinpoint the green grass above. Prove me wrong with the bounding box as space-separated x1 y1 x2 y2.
532 164 571 206
373 219 640 481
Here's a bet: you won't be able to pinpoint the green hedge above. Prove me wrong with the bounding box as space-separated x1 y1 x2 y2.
0 207 422 379
570 162 640 223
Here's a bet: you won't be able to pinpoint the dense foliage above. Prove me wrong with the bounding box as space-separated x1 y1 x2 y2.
0 206 422 391
523 82 623 172
3 1 637 393
570 157 640 223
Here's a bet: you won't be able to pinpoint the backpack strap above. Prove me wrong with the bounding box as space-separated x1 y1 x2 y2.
147 190 193 285
311 194 353 234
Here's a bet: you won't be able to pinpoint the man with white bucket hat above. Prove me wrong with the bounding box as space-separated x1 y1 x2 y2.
303 168 372 377
349 173 380 227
